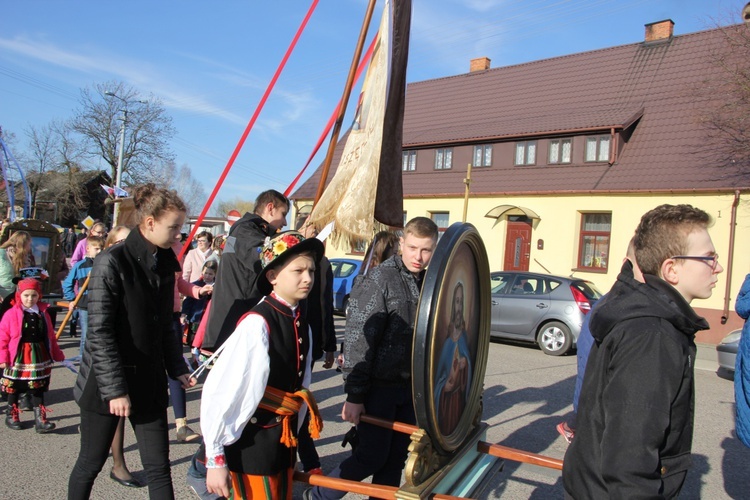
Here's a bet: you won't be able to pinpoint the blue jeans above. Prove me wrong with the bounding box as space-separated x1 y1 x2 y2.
311 385 415 500
78 309 88 357
168 313 187 419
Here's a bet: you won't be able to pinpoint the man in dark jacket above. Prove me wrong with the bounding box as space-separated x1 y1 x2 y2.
188 189 288 499
200 189 288 352
308 217 438 500
563 204 723 499
296 224 336 474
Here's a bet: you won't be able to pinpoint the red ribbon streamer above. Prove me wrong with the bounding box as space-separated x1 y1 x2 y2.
178 0 320 260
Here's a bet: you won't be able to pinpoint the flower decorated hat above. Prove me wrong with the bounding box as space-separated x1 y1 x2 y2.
257 230 324 295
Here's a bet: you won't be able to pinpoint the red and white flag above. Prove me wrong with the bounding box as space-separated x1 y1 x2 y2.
101 184 129 198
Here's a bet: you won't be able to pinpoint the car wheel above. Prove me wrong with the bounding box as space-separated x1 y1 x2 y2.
537 321 572 356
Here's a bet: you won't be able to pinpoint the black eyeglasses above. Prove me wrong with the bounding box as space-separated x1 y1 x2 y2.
670 254 720 271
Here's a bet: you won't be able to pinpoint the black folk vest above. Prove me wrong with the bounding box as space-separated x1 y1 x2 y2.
225 295 310 475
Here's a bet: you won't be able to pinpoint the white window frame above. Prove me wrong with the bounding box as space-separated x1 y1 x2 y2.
548 138 572 164
402 150 417 171
434 148 453 170
430 212 450 240
472 145 493 167
515 141 537 166
585 135 611 162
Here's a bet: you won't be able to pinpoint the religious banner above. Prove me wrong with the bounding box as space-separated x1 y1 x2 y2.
412 222 492 454
307 0 411 244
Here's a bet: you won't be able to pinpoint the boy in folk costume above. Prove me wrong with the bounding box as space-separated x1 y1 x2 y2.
202 231 324 499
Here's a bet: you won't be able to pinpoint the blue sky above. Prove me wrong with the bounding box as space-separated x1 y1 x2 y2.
0 0 740 212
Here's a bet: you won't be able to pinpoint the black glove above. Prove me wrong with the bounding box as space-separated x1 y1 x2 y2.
341 426 359 450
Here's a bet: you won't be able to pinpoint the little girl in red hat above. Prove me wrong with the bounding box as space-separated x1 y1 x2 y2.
0 278 65 432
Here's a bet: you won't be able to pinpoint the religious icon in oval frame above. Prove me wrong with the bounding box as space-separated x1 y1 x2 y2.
412 222 491 454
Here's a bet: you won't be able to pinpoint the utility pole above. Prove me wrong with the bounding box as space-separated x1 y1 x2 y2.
104 91 146 226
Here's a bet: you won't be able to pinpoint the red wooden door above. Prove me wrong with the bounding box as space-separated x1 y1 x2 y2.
503 217 532 271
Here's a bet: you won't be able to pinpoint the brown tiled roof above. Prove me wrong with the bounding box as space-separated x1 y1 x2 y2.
293 25 749 200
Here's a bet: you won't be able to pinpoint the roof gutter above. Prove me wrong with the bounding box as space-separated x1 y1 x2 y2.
404 187 750 199
404 124 625 149
721 190 741 324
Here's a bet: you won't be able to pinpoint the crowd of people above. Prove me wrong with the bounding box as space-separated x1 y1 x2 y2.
0 191 740 499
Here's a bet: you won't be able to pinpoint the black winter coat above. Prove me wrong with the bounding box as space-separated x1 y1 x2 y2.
563 261 709 499
343 255 422 404
202 213 275 352
301 256 336 361
73 228 189 415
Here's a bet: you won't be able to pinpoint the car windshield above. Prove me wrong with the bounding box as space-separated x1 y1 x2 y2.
337 262 358 278
491 274 512 294
573 280 603 300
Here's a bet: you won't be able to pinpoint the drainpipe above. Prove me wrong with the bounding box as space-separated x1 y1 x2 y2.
609 128 617 165
721 190 741 324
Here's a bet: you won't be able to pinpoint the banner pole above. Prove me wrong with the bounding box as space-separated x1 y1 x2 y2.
312 0 378 206
55 275 90 339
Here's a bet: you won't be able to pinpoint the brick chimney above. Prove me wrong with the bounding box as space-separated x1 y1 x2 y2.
644 19 674 42
470 57 491 72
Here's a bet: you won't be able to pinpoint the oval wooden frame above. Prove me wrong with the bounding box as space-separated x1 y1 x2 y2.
412 222 491 453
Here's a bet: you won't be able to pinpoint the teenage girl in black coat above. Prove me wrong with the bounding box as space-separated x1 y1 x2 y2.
68 184 197 499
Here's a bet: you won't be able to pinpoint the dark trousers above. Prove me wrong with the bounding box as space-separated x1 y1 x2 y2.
312 385 415 500
297 360 320 472
297 411 320 471
168 313 187 420
68 408 174 500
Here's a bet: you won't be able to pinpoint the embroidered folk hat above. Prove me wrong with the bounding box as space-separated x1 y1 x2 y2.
257 230 324 295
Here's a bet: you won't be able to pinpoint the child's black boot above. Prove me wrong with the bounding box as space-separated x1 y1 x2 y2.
33 405 55 433
5 403 22 430
19 392 33 411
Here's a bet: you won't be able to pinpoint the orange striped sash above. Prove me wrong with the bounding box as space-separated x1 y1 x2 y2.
258 386 323 448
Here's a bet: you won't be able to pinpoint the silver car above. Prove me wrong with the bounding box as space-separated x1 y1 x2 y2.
717 329 741 374
490 271 602 356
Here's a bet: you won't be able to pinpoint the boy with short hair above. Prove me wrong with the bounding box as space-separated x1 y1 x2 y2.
202 189 290 353
62 235 105 357
201 231 324 499
308 217 438 500
563 204 723 499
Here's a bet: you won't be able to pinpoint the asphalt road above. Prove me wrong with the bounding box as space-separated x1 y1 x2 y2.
1 317 747 499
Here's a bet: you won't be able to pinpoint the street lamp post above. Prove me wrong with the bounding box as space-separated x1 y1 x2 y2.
104 91 145 226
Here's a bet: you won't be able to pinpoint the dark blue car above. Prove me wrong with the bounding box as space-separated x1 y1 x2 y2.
330 258 362 314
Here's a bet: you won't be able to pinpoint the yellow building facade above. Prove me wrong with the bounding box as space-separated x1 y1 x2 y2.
294 191 749 345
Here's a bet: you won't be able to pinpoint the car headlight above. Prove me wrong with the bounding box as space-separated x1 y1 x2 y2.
721 330 742 345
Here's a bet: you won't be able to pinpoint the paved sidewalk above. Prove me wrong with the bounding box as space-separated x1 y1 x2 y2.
1 318 747 499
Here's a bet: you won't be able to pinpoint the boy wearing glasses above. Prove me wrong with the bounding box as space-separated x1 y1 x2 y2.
563 204 723 499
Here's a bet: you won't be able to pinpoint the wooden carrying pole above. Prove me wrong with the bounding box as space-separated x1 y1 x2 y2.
313 0 378 205
360 414 563 471
294 471 466 500
476 441 563 471
55 274 90 339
